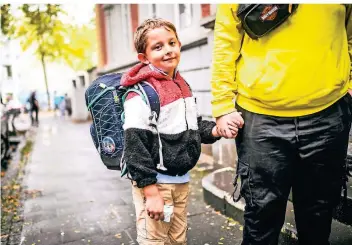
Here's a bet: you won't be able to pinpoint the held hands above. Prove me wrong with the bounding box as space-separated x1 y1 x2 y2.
143 184 164 221
215 111 244 139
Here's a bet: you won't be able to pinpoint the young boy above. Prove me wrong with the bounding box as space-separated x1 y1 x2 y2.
121 18 237 244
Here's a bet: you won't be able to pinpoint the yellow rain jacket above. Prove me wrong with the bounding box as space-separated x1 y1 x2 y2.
211 4 352 117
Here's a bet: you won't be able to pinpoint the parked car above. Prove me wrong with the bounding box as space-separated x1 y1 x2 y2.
0 98 10 165
4 95 23 132
1 94 24 166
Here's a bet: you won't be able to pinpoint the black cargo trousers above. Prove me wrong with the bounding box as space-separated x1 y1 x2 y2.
235 94 352 245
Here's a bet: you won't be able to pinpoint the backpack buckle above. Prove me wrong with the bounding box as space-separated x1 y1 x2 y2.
149 111 158 127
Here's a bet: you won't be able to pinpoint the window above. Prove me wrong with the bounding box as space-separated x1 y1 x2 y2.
104 5 116 64
179 4 193 28
104 4 132 65
79 75 85 87
6 65 12 78
152 4 157 18
2 65 12 79
121 4 132 51
146 4 157 19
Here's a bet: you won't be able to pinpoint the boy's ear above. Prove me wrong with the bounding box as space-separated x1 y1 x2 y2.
137 53 150 64
178 40 182 48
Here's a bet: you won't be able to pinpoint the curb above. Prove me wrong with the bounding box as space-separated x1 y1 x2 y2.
202 167 245 224
202 167 352 244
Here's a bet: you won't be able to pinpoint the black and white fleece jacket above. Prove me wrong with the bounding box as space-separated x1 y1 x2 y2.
121 63 219 188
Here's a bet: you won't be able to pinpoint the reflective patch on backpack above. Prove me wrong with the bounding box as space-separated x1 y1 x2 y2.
102 136 116 153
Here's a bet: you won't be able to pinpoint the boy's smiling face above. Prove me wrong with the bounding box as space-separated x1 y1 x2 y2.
138 27 181 77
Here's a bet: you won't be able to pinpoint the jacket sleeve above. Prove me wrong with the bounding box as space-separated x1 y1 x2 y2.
211 4 244 118
346 4 352 90
123 94 157 188
197 117 220 144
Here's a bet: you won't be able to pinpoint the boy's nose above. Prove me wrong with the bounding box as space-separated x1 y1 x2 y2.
164 45 172 54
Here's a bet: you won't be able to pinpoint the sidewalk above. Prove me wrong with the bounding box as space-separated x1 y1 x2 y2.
19 114 246 245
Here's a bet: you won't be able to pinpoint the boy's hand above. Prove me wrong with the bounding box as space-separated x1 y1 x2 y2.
143 184 164 221
212 125 237 138
212 126 220 137
216 112 244 138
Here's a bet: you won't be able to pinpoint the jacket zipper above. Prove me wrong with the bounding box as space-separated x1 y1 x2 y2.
173 81 188 130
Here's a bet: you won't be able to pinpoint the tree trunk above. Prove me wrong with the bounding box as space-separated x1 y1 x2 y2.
40 54 51 110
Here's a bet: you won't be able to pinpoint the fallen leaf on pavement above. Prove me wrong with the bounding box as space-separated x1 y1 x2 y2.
228 221 239 226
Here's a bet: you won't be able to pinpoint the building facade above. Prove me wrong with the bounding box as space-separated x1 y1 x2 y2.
0 37 21 102
94 4 217 119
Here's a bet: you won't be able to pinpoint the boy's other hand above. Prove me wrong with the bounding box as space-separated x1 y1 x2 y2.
143 185 165 221
212 126 220 137
216 112 244 138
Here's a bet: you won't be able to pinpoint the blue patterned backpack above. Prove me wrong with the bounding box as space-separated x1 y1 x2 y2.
85 73 160 176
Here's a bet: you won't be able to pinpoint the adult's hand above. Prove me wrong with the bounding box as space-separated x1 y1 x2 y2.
216 112 244 138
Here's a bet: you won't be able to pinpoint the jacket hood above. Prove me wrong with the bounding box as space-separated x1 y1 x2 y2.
121 63 172 87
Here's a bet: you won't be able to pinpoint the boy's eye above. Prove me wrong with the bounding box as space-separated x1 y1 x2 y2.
170 41 176 46
154 45 162 50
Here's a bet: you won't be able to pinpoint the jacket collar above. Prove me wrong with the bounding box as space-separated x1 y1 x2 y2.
148 64 178 80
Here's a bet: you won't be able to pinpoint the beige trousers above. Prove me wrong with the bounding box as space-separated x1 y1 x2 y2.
132 183 190 245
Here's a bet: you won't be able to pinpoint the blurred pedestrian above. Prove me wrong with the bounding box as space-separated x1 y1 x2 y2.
64 93 72 117
59 96 66 117
53 91 61 116
29 91 39 126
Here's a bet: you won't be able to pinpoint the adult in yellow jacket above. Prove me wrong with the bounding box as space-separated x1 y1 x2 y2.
211 4 352 245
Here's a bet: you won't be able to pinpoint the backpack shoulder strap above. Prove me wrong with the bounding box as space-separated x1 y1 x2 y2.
136 81 166 171
138 81 160 120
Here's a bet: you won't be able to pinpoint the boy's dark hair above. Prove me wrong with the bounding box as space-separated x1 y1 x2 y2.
134 18 179 54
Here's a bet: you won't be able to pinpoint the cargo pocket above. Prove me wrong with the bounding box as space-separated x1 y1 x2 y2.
342 158 351 206
232 160 254 207
343 93 352 121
